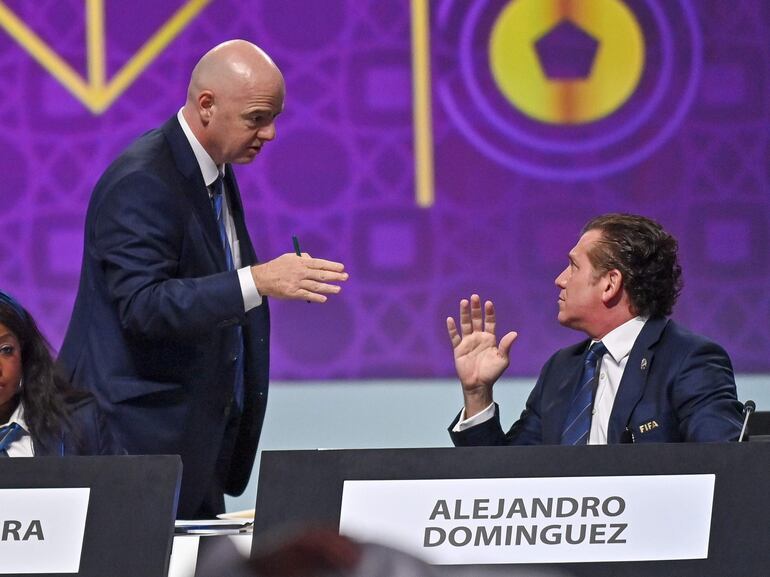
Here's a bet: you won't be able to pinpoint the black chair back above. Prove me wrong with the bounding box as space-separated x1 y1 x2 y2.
748 410 770 441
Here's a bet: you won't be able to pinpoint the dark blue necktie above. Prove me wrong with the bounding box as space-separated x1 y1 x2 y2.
211 177 244 411
0 422 22 456
560 341 607 445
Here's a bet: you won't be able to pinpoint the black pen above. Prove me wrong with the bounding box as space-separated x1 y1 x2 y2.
293 235 310 303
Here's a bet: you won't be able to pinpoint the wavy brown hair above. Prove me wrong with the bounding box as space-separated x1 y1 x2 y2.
582 214 683 318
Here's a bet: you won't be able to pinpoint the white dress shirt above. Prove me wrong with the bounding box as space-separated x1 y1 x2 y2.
1 402 34 457
453 316 648 445
177 109 261 311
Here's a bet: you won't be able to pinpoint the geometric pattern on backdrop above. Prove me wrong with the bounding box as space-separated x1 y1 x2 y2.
1 0 769 378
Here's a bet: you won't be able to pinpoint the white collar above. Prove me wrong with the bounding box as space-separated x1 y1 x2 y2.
2 400 29 434
595 316 648 363
177 108 222 187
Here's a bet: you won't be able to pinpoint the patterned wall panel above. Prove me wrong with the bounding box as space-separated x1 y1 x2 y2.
1 0 768 378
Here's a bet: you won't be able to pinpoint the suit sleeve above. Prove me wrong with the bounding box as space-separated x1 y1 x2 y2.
672 339 744 442
449 356 555 446
92 172 244 339
64 398 125 456
449 403 509 446
94 404 125 456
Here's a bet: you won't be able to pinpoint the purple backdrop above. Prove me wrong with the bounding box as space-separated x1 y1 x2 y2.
1 1 768 378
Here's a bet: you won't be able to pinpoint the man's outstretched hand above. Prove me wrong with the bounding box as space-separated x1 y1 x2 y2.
251 253 348 303
447 294 517 418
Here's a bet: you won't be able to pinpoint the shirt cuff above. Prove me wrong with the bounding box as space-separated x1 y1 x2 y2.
452 402 496 432
238 266 262 311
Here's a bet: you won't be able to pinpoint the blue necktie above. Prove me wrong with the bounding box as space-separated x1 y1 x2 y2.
0 422 22 456
211 177 244 411
560 342 607 445
210 177 234 269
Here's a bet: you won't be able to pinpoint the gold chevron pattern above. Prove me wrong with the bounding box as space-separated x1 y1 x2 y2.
0 0 211 114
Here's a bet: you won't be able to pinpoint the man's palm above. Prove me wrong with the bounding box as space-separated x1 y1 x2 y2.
447 296 518 395
454 332 510 390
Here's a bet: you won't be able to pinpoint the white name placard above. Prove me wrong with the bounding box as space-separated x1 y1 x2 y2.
0 488 90 574
339 475 714 565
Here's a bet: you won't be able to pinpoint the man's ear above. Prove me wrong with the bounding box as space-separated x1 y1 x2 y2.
602 269 623 304
197 90 215 124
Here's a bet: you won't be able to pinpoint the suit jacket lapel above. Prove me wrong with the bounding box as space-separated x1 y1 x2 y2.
544 342 588 443
161 116 224 267
224 165 257 266
607 317 669 442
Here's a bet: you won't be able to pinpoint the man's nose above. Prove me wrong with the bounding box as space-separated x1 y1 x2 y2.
555 267 567 287
259 121 276 141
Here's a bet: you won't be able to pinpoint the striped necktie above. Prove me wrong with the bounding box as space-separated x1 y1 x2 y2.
0 422 22 456
560 342 607 445
210 176 234 270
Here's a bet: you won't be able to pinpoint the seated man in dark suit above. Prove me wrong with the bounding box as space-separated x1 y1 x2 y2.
447 214 744 446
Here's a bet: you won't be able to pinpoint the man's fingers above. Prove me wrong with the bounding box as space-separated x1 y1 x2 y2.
300 280 343 295
484 300 496 335
251 256 347 301
294 254 348 283
296 289 328 303
304 269 349 283
447 317 461 348
470 294 483 333
459 299 472 335
499 331 518 358
305 257 346 272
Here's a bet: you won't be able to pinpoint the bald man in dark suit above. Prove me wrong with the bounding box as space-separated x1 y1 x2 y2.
60 40 348 518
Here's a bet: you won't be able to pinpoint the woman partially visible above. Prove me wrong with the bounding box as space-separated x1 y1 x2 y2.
0 290 121 456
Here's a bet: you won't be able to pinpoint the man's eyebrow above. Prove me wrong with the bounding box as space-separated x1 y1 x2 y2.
243 108 280 118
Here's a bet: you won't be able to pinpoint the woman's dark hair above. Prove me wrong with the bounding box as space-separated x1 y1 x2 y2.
0 291 85 446
582 214 683 318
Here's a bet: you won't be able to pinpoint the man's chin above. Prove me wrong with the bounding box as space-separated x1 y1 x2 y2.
230 149 262 164
556 312 573 329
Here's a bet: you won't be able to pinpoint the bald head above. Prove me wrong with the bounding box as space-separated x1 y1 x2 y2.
187 40 281 104
182 40 285 165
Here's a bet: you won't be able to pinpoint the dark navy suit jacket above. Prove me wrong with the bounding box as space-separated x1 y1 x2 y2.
450 318 744 446
59 116 270 517
34 397 123 456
